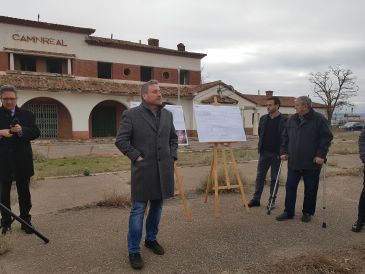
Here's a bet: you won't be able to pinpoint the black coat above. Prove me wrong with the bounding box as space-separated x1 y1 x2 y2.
280 109 333 170
257 113 287 154
115 103 178 201
0 106 40 180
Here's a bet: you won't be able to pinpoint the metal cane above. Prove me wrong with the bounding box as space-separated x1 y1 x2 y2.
0 203 49 244
322 162 327 228
267 160 283 215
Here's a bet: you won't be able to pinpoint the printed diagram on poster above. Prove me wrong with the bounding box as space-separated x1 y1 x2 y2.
164 105 189 146
129 102 189 146
194 105 246 143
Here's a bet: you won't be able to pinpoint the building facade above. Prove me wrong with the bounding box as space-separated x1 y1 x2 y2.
0 16 327 139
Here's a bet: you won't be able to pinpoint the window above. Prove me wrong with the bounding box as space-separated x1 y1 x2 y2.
47 59 63 74
140 66 153 82
123 68 131 76
20 56 36 72
179 69 189 85
163 71 170 79
98 62 112 79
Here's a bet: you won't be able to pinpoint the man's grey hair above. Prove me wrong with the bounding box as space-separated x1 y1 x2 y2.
295 96 312 108
0 85 17 97
141 80 159 96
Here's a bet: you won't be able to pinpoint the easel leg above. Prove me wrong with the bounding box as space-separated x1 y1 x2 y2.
204 158 214 203
228 144 250 213
213 143 221 218
221 143 231 187
174 162 192 222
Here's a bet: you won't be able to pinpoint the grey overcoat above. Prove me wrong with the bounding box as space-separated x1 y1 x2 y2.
115 103 178 201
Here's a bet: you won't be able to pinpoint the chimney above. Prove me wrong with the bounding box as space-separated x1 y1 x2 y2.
177 43 185 51
148 38 159 47
265 90 273 97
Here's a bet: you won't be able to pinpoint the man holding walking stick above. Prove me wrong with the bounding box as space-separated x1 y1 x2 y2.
276 96 333 223
352 127 365 232
248 96 287 210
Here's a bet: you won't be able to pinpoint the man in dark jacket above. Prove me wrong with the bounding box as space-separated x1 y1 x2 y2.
0 85 40 234
115 80 178 270
352 128 365 232
248 97 287 209
276 96 333 222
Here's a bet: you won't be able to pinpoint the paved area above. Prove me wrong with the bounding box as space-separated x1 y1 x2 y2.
1 154 364 273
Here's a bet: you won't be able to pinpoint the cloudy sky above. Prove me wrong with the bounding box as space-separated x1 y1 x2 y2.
2 0 365 112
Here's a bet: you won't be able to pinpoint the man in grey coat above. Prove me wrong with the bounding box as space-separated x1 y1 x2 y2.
115 80 178 270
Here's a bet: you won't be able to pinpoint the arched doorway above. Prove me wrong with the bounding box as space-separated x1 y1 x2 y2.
89 100 126 138
22 97 72 139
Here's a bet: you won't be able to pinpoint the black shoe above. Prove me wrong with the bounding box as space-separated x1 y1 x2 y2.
145 240 165 255
21 223 34 234
129 253 144 270
276 212 293 221
248 200 260 208
1 225 11 235
301 213 312 223
352 219 364 232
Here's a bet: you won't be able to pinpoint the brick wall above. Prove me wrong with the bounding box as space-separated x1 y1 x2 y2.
36 58 47 73
154 67 178 84
73 59 98 77
0 52 9 71
189 70 201 85
112 63 140 81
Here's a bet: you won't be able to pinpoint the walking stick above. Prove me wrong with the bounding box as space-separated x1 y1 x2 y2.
0 203 49 244
267 160 283 215
322 162 327 228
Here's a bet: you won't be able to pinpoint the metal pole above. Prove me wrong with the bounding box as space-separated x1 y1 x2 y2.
177 66 181 105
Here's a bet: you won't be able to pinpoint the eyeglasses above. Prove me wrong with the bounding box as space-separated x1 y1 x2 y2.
1 98 17 101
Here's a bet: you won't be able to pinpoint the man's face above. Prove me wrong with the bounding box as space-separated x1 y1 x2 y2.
1 91 17 110
142 84 162 106
266 99 279 114
294 100 309 116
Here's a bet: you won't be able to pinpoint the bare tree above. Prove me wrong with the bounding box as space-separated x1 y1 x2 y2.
309 65 359 123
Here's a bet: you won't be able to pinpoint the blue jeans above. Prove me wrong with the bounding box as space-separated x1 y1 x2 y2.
128 199 163 254
284 167 321 217
252 151 281 202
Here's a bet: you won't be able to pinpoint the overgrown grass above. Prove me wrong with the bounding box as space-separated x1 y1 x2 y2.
196 166 250 194
96 192 131 208
32 148 258 181
327 166 363 177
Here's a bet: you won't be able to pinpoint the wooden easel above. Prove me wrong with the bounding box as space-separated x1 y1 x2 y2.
174 162 192 222
203 97 250 218
145 163 192 222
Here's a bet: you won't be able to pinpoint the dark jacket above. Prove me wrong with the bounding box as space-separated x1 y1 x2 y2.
115 103 178 201
359 128 365 164
280 109 333 170
0 106 40 180
258 113 287 154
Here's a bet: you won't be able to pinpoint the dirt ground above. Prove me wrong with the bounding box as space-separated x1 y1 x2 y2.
0 146 365 273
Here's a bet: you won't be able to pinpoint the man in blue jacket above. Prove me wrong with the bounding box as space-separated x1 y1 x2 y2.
276 96 333 222
248 97 287 209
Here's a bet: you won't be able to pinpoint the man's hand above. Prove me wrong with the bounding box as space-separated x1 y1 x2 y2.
0 129 13 138
136 156 144 162
314 157 325 165
280 154 288 161
10 124 22 134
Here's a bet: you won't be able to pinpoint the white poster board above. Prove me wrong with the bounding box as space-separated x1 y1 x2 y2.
130 101 141 108
194 104 246 143
164 105 189 146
